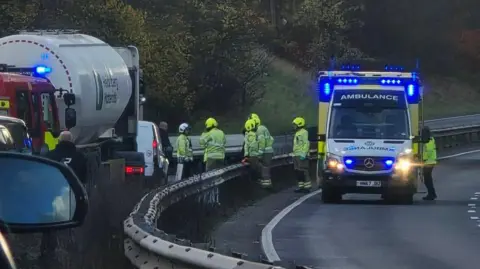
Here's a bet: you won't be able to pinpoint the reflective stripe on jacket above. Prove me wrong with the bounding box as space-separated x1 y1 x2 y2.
176 134 193 158
199 128 226 161
423 137 437 165
293 128 309 157
257 125 274 154
244 131 260 157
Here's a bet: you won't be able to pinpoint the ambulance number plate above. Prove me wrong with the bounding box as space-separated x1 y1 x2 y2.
356 181 381 187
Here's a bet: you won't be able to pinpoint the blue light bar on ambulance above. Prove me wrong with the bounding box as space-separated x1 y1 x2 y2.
323 82 331 95
380 79 402 85
318 76 421 103
35 65 51 75
338 63 406 72
336 78 358 84
407 84 414 96
384 65 404 71
334 77 405 85
340 64 361 71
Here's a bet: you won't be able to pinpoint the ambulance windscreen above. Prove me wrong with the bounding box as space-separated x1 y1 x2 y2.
329 90 409 140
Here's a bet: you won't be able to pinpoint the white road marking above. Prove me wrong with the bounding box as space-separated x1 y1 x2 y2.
424 114 480 122
476 192 480 195
437 149 480 160
468 210 476 213
261 189 322 262
468 204 476 207
261 148 480 262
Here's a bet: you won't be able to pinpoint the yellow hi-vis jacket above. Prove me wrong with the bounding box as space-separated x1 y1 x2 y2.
293 128 309 158
199 128 226 162
175 134 193 158
256 125 274 154
244 130 260 157
423 137 437 165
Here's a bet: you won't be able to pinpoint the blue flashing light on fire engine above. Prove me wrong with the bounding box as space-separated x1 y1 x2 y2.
35 65 51 75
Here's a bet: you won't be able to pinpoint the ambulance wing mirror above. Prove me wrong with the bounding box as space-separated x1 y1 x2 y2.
307 126 325 142
310 134 326 142
65 108 77 129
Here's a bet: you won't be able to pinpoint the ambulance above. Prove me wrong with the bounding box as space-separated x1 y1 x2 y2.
316 61 431 204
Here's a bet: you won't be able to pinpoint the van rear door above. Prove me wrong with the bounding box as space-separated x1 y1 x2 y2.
136 121 155 176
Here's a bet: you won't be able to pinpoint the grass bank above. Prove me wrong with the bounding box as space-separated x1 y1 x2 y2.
192 58 480 134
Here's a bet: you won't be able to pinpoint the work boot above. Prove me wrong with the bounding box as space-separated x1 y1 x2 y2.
295 181 305 192
261 179 273 189
303 181 312 193
302 188 311 193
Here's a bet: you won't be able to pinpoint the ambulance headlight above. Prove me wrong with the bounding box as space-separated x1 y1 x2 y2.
325 153 344 172
394 157 412 172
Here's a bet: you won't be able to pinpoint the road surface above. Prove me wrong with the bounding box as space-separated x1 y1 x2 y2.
267 151 480 269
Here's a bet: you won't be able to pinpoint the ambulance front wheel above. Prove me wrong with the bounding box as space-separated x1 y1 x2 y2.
321 185 342 203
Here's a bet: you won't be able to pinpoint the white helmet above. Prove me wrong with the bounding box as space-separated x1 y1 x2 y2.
179 123 190 133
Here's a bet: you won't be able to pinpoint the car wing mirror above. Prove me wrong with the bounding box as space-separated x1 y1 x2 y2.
0 152 88 233
65 107 77 129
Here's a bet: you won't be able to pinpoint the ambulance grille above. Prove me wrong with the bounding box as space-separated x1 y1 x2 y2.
346 156 391 171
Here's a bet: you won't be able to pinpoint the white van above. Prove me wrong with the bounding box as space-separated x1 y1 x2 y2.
136 121 169 177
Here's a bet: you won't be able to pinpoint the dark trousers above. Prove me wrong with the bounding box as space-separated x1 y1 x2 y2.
293 156 311 189
423 165 436 196
247 156 261 180
205 158 224 172
260 153 273 180
182 162 193 179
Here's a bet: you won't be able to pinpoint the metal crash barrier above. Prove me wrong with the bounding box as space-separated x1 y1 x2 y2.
125 115 480 269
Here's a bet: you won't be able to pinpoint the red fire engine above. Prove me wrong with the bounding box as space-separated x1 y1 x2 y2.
0 71 61 153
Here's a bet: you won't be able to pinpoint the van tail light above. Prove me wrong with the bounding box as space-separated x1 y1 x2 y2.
125 166 144 175
152 140 158 148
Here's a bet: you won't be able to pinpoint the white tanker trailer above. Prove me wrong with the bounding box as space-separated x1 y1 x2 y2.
0 30 145 173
